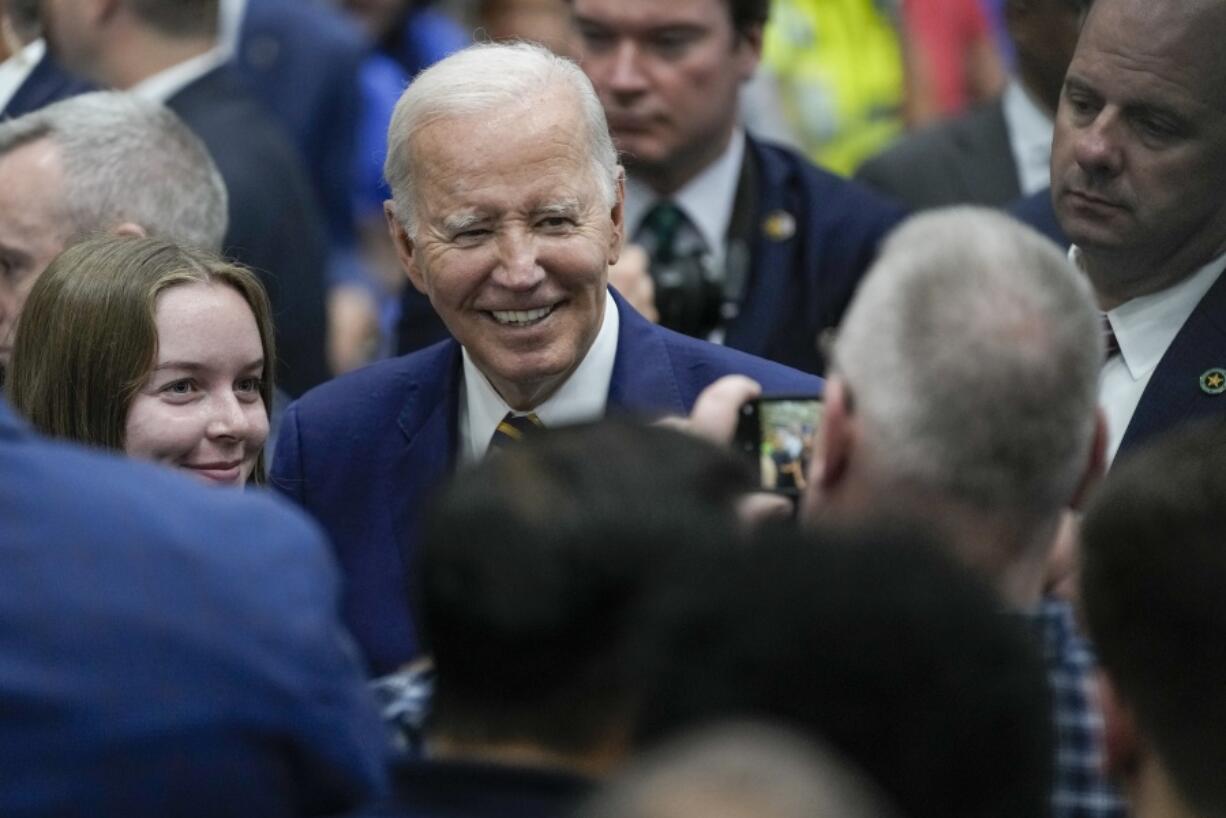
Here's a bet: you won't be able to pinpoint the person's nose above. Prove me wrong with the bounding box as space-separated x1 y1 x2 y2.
492 229 545 291
1073 109 1125 180
606 40 649 97
205 391 252 441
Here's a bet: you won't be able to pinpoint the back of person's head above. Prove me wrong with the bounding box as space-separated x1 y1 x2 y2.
0 91 227 251
637 521 1053 818
416 419 752 762
123 0 218 37
579 721 900 818
384 40 618 236
832 206 1101 525
1081 417 1226 818
9 235 274 473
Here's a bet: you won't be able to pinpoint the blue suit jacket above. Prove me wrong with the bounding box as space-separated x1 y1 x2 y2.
233 0 365 254
0 400 387 817
1008 187 1070 249
273 291 824 673
397 135 905 375
167 65 331 396
1118 267 1226 456
0 50 91 119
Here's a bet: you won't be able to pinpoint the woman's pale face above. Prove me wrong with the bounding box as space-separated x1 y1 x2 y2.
124 281 268 486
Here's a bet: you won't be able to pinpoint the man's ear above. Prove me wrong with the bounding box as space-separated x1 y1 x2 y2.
111 221 147 239
1098 671 1141 782
1070 407 1109 511
384 201 428 296
817 376 855 493
735 23 764 80
607 168 626 266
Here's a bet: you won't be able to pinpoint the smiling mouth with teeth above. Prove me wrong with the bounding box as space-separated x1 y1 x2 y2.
490 306 554 326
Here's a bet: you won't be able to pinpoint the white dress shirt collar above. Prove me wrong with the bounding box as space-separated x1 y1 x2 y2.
459 292 620 462
1001 79 1054 197
217 0 248 58
625 128 746 265
1073 245 1226 462
128 46 229 104
0 38 45 115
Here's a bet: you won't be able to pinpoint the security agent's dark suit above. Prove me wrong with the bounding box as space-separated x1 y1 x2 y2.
856 98 1022 210
0 50 91 119
166 65 330 396
232 0 366 260
397 134 905 376
0 398 387 817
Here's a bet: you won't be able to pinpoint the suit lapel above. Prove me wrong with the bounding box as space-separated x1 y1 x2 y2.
607 290 691 417
1120 269 1226 453
391 342 462 566
722 138 799 357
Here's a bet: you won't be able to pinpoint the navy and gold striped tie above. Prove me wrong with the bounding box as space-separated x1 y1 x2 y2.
488 412 543 452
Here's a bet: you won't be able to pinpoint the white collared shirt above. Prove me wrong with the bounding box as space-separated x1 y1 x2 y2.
459 292 620 462
624 128 746 274
128 47 229 104
217 0 248 58
1073 246 1226 463
1001 79 1054 197
0 38 45 114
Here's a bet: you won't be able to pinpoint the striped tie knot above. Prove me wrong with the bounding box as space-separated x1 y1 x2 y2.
489 412 544 452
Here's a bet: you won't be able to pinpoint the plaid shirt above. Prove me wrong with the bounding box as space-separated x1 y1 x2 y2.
1026 598 1129 818
369 664 436 758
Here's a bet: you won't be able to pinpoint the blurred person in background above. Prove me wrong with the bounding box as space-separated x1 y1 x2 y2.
1 0 90 116
42 0 331 396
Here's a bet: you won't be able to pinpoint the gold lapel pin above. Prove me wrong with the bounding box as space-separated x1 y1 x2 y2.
762 210 796 242
1199 368 1226 395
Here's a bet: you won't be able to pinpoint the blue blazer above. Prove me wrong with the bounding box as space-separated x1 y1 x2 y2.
233 0 366 253
0 50 91 119
1118 267 1226 455
397 135 905 375
1008 187 1070 249
167 65 331 397
0 400 387 817
273 291 824 673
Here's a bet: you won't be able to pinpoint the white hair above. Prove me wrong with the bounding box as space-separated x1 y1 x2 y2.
0 92 228 252
383 41 619 236
833 207 1102 517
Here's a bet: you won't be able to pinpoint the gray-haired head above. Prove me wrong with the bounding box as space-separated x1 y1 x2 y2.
383 41 619 237
832 206 1102 522
579 721 901 818
0 91 227 251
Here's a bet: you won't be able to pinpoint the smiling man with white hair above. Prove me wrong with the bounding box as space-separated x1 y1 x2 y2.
270 41 820 675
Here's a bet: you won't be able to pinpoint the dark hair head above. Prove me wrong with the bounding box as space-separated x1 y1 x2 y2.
416 418 753 754
636 521 1054 818
8 235 275 482
1081 417 1226 817
725 0 769 38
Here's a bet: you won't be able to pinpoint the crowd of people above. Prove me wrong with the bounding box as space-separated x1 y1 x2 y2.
2 0 1226 816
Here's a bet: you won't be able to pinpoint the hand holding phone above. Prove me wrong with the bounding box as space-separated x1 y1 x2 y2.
733 396 824 495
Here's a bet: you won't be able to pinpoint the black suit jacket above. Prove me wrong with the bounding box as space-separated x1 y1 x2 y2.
1 50 91 119
855 99 1022 210
166 66 330 396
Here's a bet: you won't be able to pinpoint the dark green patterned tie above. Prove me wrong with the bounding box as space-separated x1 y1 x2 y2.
640 201 686 267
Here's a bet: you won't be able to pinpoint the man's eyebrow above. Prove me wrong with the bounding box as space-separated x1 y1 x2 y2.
441 211 488 233
534 199 582 218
